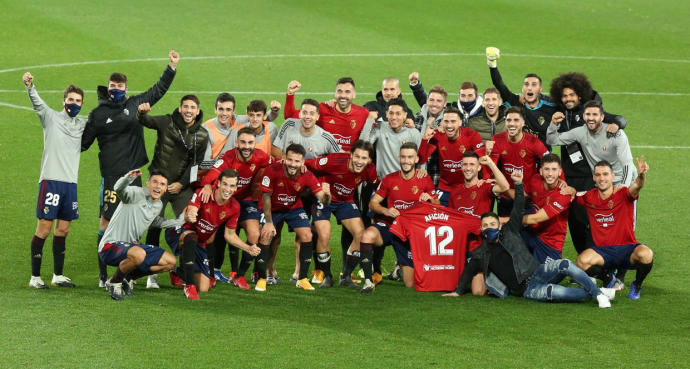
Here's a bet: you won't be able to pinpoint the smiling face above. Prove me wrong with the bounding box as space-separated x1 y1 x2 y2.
461 156 480 182
178 99 200 125
299 103 319 130
335 82 355 111
505 112 525 140
284 150 304 178
247 110 265 130
522 77 542 106
381 80 401 102
583 106 604 133
215 101 235 127
386 104 407 131
593 164 614 192
427 92 446 116
236 132 256 160
561 88 581 110
349 148 371 174
398 148 418 175
146 175 168 200
442 112 461 139
540 161 562 187
217 175 238 202
482 92 500 117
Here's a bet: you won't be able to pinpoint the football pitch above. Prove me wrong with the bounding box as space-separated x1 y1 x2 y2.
1 0 689 367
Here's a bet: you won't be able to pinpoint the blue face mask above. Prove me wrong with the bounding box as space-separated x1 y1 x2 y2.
108 88 126 102
460 99 477 112
482 228 500 242
64 103 81 117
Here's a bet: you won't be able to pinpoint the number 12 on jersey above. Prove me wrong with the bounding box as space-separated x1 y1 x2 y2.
425 226 454 256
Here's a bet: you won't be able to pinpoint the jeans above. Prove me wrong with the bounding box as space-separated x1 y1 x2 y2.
523 259 602 302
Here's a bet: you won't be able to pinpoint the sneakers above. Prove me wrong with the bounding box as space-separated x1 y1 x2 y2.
233 276 251 290
183 284 200 300
250 272 259 283
360 279 375 294
214 270 230 283
255 278 267 292
99 278 107 289
605 274 617 289
29 276 49 289
613 278 625 291
599 287 616 300
169 270 183 287
267 276 280 285
122 279 136 297
296 278 315 290
596 293 611 308
319 275 333 289
628 283 641 300
289 273 299 283
108 282 124 301
51 274 75 287
386 265 402 281
311 270 325 284
339 275 359 289
372 272 383 286
228 271 237 282
146 274 160 289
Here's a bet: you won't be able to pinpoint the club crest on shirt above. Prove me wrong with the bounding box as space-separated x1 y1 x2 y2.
44 207 49 214
294 183 301 191
205 207 211 213
471 191 477 200
538 116 546 125
440 146 447 151
220 211 226 220
411 186 419 194
602 145 607 151
350 120 357 129
533 191 538 197
608 200 615 209
501 150 508 155
328 119 335 124
355 177 362 184
250 164 256 172
337 174 343 179
456 194 462 200
520 149 527 158
278 182 284 187
459 145 466 153
393 185 399 191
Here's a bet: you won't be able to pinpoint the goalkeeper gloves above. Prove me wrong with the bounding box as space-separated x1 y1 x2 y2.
486 47 500 68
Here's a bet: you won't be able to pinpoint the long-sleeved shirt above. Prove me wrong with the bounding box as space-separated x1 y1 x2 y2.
27 86 86 183
359 119 421 179
546 122 637 186
98 175 181 251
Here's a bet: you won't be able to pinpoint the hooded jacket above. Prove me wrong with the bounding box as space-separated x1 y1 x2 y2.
466 105 507 141
364 91 415 122
139 108 208 187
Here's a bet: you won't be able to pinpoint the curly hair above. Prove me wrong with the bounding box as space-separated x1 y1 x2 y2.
549 72 593 108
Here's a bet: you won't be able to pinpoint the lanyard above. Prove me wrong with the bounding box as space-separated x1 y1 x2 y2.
175 126 197 163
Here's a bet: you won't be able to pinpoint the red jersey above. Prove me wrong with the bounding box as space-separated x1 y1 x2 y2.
304 153 378 203
375 170 437 225
526 174 572 250
576 186 638 246
448 181 495 219
284 94 369 152
419 130 486 192
260 162 322 212
185 188 240 246
200 148 271 201
490 131 549 188
390 202 474 292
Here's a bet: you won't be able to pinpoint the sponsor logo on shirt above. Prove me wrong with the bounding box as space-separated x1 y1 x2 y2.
277 194 296 204
503 163 524 173
456 206 479 218
393 200 415 210
423 264 455 271
553 201 564 210
442 160 462 172
333 183 353 195
198 219 215 233
594 213 615 228
238 176 251 187
331 134 352 146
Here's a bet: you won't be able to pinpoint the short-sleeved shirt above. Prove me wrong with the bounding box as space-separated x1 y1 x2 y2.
375 170 437 225
526 174 572 250
184 188 241 245
305 153 378 203
422 130 486 192
448 181 495 219
261 162 322 212
576 186 638 246
200 148 271 201
316 104 370 152
490 131 549 188
273 118 341 160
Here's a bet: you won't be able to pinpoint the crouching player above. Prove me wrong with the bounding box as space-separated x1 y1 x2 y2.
305 140 378 288
166 169 261 299
98 169 181 301
259 144 331 291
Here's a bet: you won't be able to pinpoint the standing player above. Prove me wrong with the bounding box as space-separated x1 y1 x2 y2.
305 140 378 288
199 127 271 288
259 144 331 291
272 98 341 160
98 169 180 300
81 50 179 287
576 159 653 300
23 72 86 289
202 93 237 162
227 100 279 158
166 169 261 299
352 143 439 293
364 77 415 127
418 106 486 206
489 106 550 218
520 154 575 263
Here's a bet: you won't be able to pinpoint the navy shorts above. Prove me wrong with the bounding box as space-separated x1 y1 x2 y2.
238 200 262 222
372 221 394 247
99 241 165 273
313 201 361 222
592 244 639 269
100 175 141 220
36 180 79 220
520 230 562 264
266 208 311 230
435 188 450 207
391 236 413 267
164 228 211 278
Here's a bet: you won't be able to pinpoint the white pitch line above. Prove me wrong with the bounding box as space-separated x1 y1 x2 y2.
0 101 34 111
1 51 689 74
1 89 688 97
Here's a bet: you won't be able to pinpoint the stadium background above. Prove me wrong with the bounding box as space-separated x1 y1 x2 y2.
0 0 688 367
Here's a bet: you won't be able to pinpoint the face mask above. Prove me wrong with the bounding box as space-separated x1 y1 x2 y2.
460 100 477 112
64 103 81 117
108 89 126 102
482 228 500 242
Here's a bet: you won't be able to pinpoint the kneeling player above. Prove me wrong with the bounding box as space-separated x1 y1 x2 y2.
166 169 261 299
259 144 331 291
305 140 378 288
576 158 653 300
353 142 438 293
98 169 181 300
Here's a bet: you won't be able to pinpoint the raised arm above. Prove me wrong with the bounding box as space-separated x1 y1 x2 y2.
23 73 49 120
545 113 581 146
283 80 301 119
628 156 648 198
408 72 428 108
131 50 178 106
114 169 144 204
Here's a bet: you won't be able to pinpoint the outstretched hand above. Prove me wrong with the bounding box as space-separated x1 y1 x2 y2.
636 156 649 176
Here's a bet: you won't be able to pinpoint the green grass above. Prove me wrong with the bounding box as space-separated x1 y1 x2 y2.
1 0 689 368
